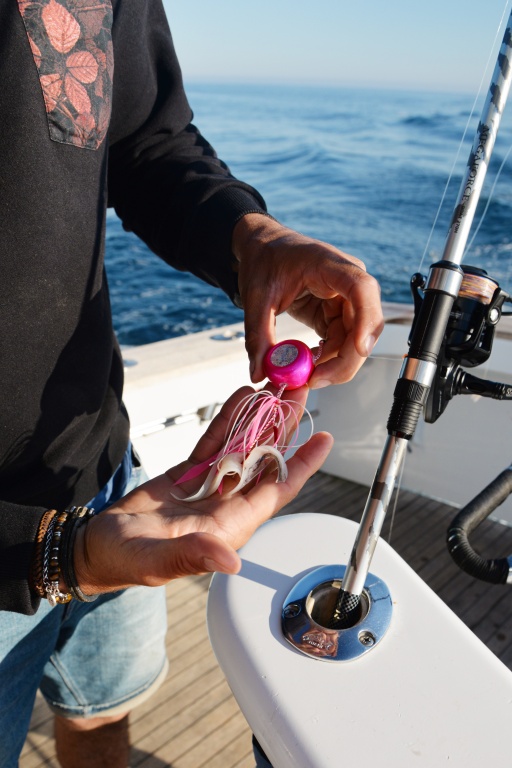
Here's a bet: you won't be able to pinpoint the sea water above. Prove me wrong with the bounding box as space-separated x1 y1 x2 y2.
106 82 512 347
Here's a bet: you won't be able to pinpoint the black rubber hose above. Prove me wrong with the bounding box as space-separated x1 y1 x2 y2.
446 467 512 584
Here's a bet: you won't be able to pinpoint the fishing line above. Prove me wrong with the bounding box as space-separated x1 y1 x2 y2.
385 2 512 544
458 140 512 385
417 0 512 275
465 143 512 256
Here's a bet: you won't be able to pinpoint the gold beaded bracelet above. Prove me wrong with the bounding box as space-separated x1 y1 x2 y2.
29 509 58 598
42 511 72 606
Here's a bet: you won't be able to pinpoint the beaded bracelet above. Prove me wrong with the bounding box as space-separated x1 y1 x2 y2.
30 509 58 598
42 511 73 606
60 506 99 603
31 505 98 605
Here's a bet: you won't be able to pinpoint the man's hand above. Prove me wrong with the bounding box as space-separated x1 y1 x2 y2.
232 213 384 389
73 386 333 594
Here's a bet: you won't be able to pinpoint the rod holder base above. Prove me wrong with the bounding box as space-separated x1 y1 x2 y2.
282 564 393 662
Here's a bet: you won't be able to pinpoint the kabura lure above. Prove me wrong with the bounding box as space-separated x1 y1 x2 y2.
173 339 320 501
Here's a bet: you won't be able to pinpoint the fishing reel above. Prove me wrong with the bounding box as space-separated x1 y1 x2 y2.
409 264 512 423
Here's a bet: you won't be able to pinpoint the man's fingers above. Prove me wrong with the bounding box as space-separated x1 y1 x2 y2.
151 532 242 580
309 331 365 388
243 305 277 383
346 276 383 359
306 258 383 362
239 431 334 532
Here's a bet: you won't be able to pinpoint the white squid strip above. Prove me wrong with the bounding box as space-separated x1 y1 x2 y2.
175 445 287 502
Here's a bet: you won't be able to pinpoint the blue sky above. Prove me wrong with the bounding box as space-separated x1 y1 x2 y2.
164 0 510 92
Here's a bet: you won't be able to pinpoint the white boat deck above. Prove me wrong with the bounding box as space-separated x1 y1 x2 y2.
21 470 512 767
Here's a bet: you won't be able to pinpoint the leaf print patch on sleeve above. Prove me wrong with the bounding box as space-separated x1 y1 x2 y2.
18 0 114 150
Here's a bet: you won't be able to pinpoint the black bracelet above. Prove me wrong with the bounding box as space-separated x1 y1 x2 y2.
42 512 73 606
61 506 99 603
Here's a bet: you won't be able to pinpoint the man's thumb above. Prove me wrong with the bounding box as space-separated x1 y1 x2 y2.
161 532 241 579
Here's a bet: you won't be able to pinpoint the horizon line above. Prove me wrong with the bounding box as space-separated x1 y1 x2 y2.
182 76 481 98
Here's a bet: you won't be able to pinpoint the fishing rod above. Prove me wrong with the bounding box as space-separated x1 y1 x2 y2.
330 9 512 629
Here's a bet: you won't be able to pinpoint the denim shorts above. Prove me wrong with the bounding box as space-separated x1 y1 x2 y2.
0 446 169 767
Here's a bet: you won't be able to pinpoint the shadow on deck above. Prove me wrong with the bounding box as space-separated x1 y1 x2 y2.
21 471 512 767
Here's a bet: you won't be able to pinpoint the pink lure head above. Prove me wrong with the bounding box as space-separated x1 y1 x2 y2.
262 339 315 390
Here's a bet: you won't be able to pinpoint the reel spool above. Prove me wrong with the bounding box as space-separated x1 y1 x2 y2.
409 265 511 423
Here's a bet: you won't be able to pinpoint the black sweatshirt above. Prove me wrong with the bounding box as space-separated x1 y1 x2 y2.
0 0 267 614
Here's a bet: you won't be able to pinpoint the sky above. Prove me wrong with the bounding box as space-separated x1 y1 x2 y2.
163 0 511 93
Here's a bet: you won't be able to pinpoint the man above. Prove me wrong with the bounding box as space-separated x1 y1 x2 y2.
0 0 383 764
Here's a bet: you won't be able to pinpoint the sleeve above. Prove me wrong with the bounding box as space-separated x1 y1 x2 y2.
0 503 46 615
107 0 268 305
